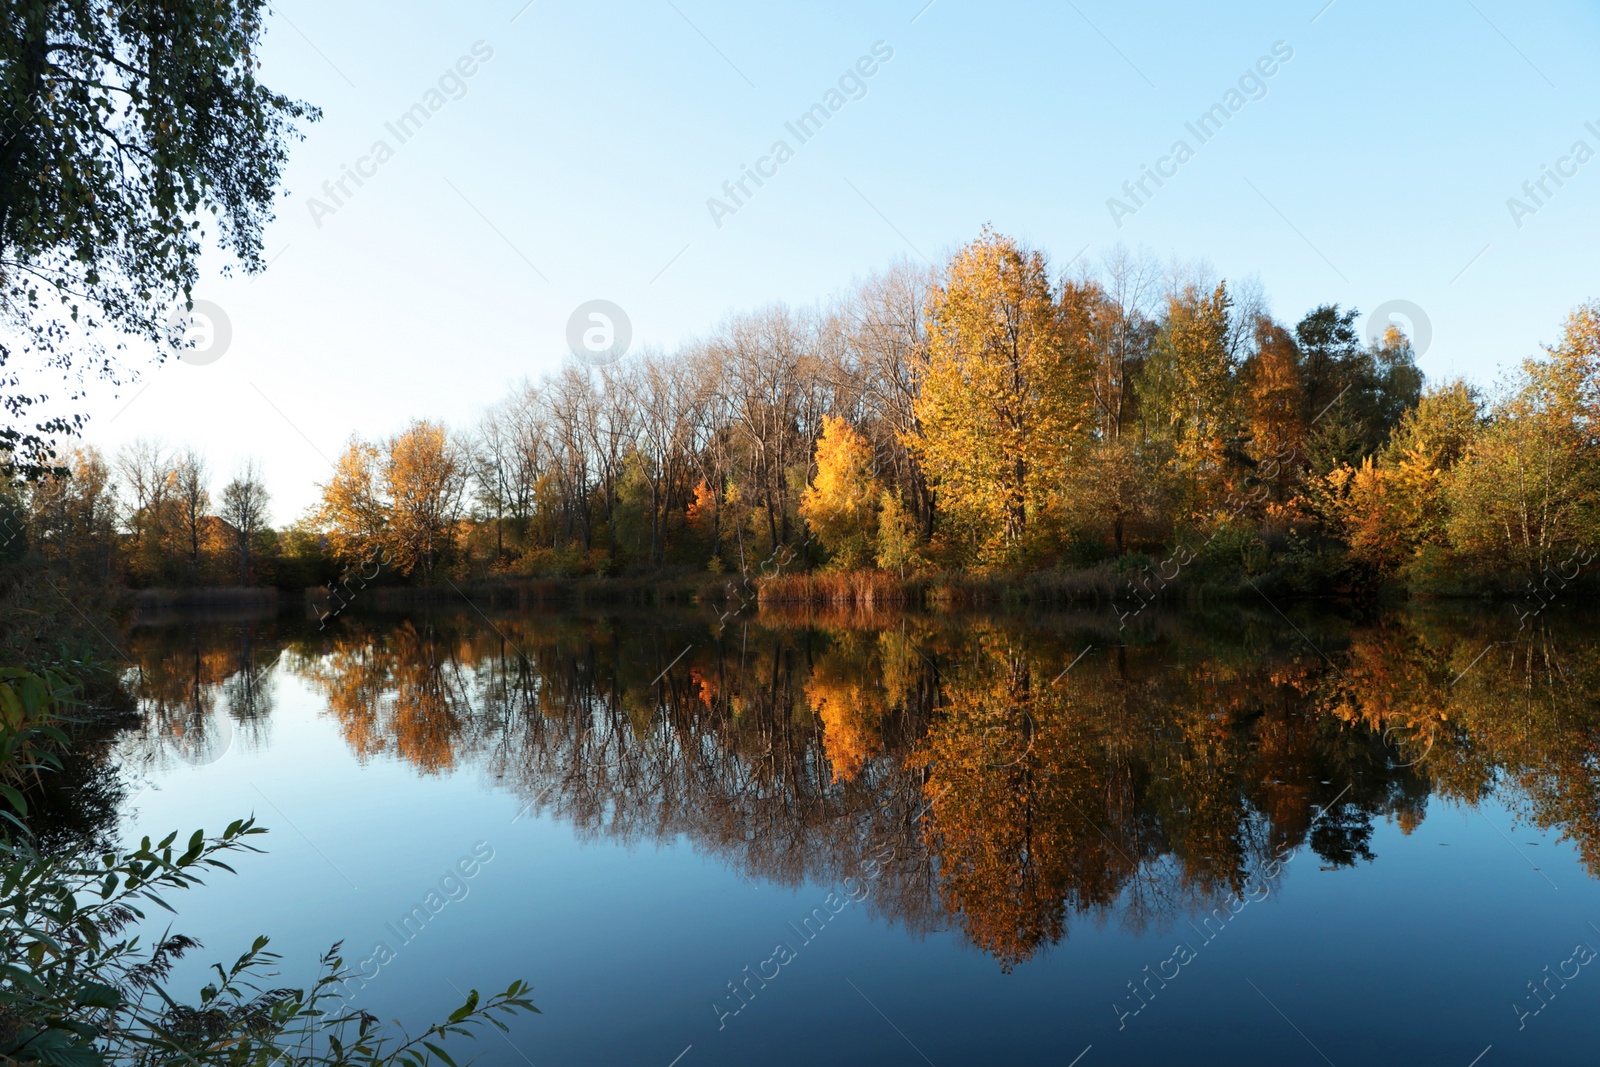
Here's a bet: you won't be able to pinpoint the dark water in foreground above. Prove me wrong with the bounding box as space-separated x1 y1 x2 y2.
111 600 1600 1065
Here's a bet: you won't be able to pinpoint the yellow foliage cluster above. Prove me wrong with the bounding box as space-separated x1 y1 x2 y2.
799 416 881 570
908 228 1091 567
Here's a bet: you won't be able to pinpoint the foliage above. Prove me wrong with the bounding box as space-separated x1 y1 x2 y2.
5 220 1592 599
0 667 73 825
1295 306 1422 470
0 666 538 1066
874 489 918 577
316 440 386 572
909 229 1090 567
0 820 537 1066
316 424 468 583
0 0 317 479
1140 280 1240 519
380 422 468 583
1441 306 1600 579
799 416 881 570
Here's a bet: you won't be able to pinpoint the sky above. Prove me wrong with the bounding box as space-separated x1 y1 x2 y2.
64 0 1600 521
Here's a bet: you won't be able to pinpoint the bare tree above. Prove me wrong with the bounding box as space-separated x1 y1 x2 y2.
587 363 638 562
172 447 211 585
1085 246 1161 441
219 459 271 584
472 391 533 565
625 351 702 566
115 438 174 557
544 368 595 550
719 305 809 553
839 260 935 534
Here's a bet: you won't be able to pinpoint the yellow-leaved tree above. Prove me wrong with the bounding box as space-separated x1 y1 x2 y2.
1139 281 1240 527
799 415 881 570
875 489 919 576
909 228 1091 567
1443 303 1600 578
316 437 386 568
316 421 468 581
1313 380 1481 576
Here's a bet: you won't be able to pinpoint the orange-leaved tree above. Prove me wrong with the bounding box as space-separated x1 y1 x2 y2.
383 420 469 582
316 421 468 581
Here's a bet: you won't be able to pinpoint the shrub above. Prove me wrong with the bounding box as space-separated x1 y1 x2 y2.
0 669 538 1066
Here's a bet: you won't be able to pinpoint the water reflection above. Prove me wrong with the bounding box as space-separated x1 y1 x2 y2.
119 623 276 772
118 603 1600 971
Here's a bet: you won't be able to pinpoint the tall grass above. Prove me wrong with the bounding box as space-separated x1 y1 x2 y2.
756 570 921 607
756 561 1131 610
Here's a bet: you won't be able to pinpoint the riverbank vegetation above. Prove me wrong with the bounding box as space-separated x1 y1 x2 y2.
0 666 536 1066
11 230 1598 605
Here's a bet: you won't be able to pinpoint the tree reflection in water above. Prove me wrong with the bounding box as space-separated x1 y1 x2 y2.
119 604 1600 970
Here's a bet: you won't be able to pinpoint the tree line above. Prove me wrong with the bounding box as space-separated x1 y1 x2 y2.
8 228 1598 595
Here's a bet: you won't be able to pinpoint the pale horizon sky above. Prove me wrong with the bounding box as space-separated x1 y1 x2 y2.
56 0 1600 522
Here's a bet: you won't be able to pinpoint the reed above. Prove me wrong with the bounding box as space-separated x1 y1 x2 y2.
756 570 923 607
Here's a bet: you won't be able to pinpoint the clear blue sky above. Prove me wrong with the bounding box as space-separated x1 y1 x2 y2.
77 0 1600 521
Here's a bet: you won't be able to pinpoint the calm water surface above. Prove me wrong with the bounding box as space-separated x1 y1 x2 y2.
111 601 1600 1065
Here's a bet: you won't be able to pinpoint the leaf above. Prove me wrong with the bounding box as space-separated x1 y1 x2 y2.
11 1029 104 1067
422 1041 458 1067
447 990 480 1024
73 981 121 1009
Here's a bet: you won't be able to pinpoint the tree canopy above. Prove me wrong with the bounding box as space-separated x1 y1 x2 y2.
0 0 317 478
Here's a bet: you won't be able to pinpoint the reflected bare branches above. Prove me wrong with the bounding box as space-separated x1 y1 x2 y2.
115 603 1600 971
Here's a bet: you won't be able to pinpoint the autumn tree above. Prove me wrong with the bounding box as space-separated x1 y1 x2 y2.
1382 378 1483 473
1241 317 1307 499
1064 436 1153 554
1056 251 1164 554
1315 380 1481 576
876 490 919 576
383 420 468 582
800 416 882 570
1139 280 1241 526
25 445 118 579
316 437 385 570
1443 305 1599 578
910 229 1090 566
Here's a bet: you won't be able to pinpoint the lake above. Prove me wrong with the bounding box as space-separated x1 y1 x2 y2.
109 598 1600 1065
